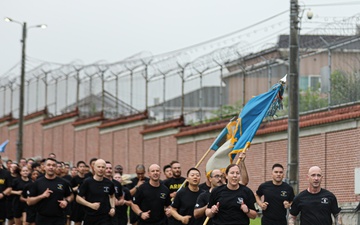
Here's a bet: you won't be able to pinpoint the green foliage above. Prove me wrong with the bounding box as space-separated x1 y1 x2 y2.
199 100 243 124
212 100 243 119
331 70 360 105
283 84 327 113
299 86 328 112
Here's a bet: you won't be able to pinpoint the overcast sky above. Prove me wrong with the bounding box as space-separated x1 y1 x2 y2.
1 0 360 76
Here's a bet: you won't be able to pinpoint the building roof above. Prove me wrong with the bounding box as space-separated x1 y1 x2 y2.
61 92 139 118
149 86 227 109
277 34 360 49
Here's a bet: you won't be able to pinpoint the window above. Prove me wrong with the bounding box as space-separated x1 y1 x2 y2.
300 75 321 91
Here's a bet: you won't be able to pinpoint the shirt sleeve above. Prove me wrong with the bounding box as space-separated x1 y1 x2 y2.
171 189 182 209
195 192 207 209
289 195 300 216
256 183 264 196
28 181 38 197
78 179 88 197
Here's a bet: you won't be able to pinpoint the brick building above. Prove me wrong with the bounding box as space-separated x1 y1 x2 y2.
1 103 359 208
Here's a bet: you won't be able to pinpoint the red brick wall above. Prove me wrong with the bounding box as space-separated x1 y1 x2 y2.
0 111 359 206
159 135 178 170
33 120 44 158
326 129 360 202
127 126 144 174
99 132 113 161
74 129 86 164
113 129 129 172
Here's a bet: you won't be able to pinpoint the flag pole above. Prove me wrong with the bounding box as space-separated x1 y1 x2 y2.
235 142 250 165
194 148 212 168
172 147 213 200
174 117 238 196
202 216 210 225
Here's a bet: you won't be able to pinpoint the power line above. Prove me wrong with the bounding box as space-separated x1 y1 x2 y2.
152 9 289 58
306 1 360 7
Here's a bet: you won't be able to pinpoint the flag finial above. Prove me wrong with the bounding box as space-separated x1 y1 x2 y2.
280 74 287 84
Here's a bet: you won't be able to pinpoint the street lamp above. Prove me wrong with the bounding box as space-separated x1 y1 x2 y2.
4 17 47 162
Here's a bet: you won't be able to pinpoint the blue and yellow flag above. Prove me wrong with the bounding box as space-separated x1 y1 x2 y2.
0 140 9 153
229 82 284 160
206 119 239 174
206 77 285 173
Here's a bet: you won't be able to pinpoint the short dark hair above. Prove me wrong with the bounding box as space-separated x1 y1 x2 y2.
163 164 171 172
170 160 179 166
31 162 40 169
186 167 201 177
136 164 145 171
89 158 98 165
115 165 123 170
45 158 58 164
76 161 86 167
272 163 284 170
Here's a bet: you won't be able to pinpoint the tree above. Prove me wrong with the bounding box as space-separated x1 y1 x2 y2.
282 84 327 114
331 70 360 105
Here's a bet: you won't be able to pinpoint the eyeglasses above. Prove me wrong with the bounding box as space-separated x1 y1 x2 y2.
213 175 224 179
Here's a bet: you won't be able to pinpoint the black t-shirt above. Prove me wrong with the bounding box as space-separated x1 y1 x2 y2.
207 184 256 225
71 175 86 190
134 182 171 224
290 188 341 225
61 174 72 183
0 169 11 201
199 182 210 192
116 186 131 220
256 181 294 224
78 176 115 216
11 177 32 206
112 179 123 199
171 186 203 225
195 190 212 225
126 177 150 190
29 176 72 217
163 177 186 193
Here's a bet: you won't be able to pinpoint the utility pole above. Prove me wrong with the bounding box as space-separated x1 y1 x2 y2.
4 17 47 162
17 22 27 162
288 0 300 195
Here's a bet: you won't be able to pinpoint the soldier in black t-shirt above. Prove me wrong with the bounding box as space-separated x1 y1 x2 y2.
76 159 116 225
171 167 204 225
70 160 87 225
132 164 171 225
11 166 32 225
206 164 257 225
27 158 73 225
23 169 39 225
163 161 186 199
194 169 224 225
256 163 294 225
114 172 132 225
0 155 12 225
84 158 97 178
289 166 342 225
126 164 149 225
104 161 124 225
